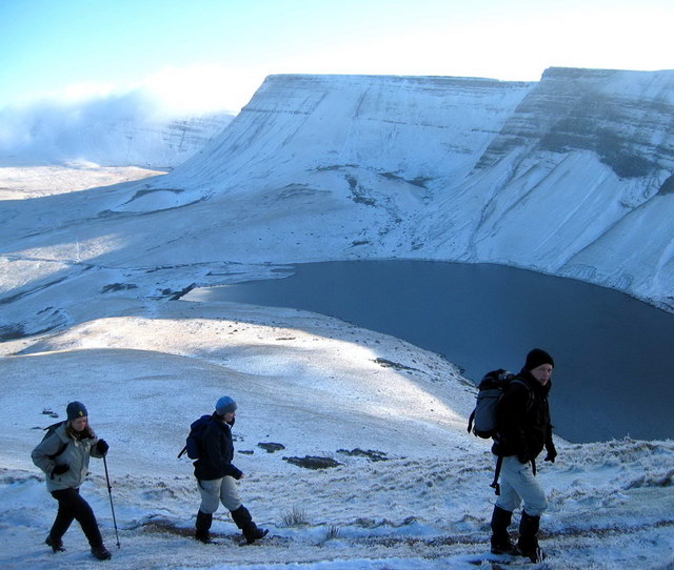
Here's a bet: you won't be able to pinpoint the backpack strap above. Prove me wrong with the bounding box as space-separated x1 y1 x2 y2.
43 424 68 460
491 455 503 495
510 379 535 408
490 455 537 496
51 441 68 460
467 409 476 434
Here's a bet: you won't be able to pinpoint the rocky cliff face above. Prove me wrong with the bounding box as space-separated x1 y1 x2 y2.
477 67 674 182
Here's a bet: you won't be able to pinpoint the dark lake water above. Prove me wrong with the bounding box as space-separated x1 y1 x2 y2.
193 260 674 443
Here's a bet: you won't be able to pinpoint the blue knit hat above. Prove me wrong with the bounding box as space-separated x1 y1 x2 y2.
66 401 88 421
215 396 237 416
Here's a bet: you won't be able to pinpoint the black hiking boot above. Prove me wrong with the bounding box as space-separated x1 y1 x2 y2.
45 535 65 553
195 531 217 544
517 512 544 563
244 526 269 544
91 545 112 560
519 545 545 563
195 510 215 544
230 505 269 544
490 506 517 555
491 542 519 556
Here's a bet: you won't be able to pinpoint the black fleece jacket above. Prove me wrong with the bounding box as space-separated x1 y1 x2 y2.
491 369 554 462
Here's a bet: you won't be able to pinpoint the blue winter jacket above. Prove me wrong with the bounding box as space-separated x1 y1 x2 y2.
193 414 243 481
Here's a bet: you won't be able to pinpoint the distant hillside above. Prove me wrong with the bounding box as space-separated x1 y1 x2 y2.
0 106 233 168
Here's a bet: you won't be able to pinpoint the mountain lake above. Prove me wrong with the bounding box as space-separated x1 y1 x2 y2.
186 260 674 443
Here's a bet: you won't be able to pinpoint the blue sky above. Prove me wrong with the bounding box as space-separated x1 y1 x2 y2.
1 0 672 114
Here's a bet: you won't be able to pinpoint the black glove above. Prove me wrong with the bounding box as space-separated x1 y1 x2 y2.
97 439 109 455
517 452 531 465
544 445 557 463
51 464 70 478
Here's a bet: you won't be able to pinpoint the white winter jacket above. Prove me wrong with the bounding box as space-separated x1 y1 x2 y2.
31 423 104 492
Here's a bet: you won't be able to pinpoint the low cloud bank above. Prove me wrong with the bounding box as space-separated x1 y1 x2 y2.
0 63 265 166
0 89 234 167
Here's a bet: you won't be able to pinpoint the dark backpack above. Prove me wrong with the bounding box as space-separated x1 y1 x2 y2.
41 421 68 459
178 415 211 459
467 369 534 495
467 369 528 439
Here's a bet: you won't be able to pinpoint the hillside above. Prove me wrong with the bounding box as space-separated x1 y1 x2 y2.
2 71 674 567
18 68 670 312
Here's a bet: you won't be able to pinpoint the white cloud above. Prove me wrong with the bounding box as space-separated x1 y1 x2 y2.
59 82 118 103
0 65 259 163
137 64 266 115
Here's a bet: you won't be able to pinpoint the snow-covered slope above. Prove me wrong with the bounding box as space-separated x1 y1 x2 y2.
1 301 673 570
92 68 674 310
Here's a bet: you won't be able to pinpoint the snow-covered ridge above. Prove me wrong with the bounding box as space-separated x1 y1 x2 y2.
138 68 674 311
477 67 674 179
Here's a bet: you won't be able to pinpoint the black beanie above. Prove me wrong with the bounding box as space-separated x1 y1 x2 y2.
524 348 554 371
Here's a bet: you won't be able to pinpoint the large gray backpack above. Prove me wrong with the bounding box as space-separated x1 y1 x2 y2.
467 369 534 494
467 369 524 439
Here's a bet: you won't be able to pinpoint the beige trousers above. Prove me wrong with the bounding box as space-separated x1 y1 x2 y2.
495 455 548 517
198 476 242 514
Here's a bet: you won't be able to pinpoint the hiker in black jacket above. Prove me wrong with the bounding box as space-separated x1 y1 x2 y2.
193 396 268 545
490 348 557 563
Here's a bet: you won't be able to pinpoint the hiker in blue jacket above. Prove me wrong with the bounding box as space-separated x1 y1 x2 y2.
490 348 557 563
31 401 112 561
193 396 268 544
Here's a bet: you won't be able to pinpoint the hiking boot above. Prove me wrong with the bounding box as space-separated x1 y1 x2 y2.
490 541 519 556
517 512 542 563
244 526 269 544
490 506 516 555
195 530 216 544
230 505 269 544
45 536 65 553
195 510 214 544
91 545 112 560
519 546 545 563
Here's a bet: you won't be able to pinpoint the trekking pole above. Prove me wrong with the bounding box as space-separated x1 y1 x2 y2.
102 454 121 548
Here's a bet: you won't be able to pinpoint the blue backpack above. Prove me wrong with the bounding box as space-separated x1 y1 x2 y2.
178 415 211 459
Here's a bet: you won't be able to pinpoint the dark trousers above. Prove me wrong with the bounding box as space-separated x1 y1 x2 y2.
50 488 103 548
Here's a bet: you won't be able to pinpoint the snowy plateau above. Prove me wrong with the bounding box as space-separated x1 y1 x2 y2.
0 67 673 569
